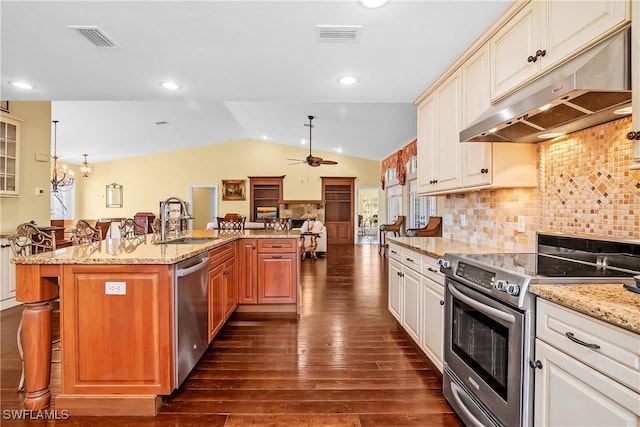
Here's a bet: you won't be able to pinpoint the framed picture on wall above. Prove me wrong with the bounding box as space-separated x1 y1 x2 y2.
222 179 246 201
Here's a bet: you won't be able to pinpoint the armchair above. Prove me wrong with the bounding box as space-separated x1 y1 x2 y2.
405 216 442 237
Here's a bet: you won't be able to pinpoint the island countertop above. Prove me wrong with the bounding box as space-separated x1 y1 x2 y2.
387 236 531 259
529 284 640 334
11 229 300 265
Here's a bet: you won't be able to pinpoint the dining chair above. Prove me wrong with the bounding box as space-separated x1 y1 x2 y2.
217 216 246 231
71 219 102 244
264 217 291 231
7 222 58 392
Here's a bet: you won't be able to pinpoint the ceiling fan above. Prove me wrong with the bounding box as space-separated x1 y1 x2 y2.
288 115 338 167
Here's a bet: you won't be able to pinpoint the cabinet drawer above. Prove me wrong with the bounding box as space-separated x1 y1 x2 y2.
402 248 422 273
258 239 296 253
209 242 235 265
388 243 402 262
536 299 640 393
422 255 443 284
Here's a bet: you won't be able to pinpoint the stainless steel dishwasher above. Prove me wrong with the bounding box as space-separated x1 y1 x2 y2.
175 253 209 387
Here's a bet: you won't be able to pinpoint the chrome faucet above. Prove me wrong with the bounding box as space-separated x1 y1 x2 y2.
159 196 194 242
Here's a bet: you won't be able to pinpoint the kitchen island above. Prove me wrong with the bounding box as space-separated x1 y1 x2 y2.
11 229 300 416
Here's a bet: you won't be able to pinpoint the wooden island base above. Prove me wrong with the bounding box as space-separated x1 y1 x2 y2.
56 394 163 416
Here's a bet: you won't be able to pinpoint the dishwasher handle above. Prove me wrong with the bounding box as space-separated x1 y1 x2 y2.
176 257 209 277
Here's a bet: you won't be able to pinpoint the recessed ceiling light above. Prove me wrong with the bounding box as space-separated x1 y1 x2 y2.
10 81 34 90
160 81 181 90
538 103 553 111
300 139 306 145
334 148 343 153
338 75 359 86
360 0 389 8
538 132 564 139
614 106 632 115
262 135 269 140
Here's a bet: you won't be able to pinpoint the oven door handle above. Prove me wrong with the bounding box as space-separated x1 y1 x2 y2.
449 381 487 427
448 283 516 324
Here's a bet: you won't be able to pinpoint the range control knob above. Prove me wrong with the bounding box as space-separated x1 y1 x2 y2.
438 259 451 269
506 283 521 296
495 279 508 291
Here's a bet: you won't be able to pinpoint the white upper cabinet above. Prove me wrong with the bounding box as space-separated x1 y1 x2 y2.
0 114 22 197
417 70 461 193
490 0 629 101
632 0 640 161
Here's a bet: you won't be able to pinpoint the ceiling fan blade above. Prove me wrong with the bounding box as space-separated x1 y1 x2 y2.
319 159 338 165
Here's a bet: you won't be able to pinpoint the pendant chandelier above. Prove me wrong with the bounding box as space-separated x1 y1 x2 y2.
50 120 74 193
80 153 93 177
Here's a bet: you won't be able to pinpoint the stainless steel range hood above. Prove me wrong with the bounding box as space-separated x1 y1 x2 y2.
460 29 631 143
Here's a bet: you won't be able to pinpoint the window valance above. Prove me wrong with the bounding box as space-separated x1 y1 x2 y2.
380 139 417 189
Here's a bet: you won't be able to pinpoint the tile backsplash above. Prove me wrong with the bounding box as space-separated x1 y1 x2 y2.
444 116 639 250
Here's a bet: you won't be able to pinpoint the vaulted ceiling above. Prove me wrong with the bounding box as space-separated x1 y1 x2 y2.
1 0 509 163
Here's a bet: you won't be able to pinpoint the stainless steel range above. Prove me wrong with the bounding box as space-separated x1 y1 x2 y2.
438 232 640 427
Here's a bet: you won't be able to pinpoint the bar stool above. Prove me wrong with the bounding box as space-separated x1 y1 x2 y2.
378 215 405 256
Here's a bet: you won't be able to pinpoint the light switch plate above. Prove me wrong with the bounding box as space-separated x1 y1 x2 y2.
517 216 526 233
460 214 466 228
444 214 453 226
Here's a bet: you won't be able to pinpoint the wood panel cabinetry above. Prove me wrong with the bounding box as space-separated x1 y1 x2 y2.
237 238 258 303
208 243 236 341
490 0 629 101
0 113 22 197
249 176 284 222
322 177 355 244
257 239 297 304
533 299 640 426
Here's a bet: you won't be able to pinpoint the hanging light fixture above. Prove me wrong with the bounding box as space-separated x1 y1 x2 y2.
50 120 75 192
80 153 93 177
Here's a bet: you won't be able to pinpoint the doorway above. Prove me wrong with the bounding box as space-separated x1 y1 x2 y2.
189 185 218 230
355 185 380 245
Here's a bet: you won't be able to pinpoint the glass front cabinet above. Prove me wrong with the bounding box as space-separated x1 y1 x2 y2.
0 114 22 197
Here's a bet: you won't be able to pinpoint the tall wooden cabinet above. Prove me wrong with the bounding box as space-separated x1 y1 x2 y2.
249 176 284 222
322 177 355 245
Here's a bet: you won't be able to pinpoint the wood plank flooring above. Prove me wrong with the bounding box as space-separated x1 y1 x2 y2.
0 244 462 426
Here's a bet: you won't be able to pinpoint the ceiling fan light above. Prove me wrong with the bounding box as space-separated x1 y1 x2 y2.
360 0 389 8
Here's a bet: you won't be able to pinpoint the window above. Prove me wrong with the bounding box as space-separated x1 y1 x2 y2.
408 179 436 228
385 184 402 222
51 183 76 220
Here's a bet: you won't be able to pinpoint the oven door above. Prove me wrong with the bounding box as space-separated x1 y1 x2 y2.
443 277 524 427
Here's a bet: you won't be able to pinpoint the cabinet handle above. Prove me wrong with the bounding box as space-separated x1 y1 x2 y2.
527 54 537 63
529 360 543 369
565 332 601 349
427 267 438 273
271 245 282 248
536 49 546 58
439 300 444 306
405 257 414 263
223 270 229 275
480 168 488 174
627 131 640 140
391 250 398 255
272 255 282 259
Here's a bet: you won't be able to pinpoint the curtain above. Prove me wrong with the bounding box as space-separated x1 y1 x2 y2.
380 139 417 189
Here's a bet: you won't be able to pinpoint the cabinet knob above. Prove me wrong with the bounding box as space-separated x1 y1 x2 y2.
527 55 537 63
439 300 445 306
529 360 543 369
536 49 546 58
627 131 640 140
480 168 488 174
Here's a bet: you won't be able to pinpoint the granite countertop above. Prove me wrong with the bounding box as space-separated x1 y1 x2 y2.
387 236 530 259
530 284 640 334
11 229 300 265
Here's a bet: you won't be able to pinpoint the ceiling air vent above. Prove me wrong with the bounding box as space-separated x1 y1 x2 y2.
68 25 121 49
316 25 362 43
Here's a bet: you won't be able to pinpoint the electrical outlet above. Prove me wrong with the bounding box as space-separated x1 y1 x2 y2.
34 187 44 196
517 216 526 233
460 214 466 228
444 213 453 226
105 281 126 295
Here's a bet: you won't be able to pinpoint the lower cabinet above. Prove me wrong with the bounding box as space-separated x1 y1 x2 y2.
257 252 297 303
420 275 444 372
533 299 640 426
208 243 237 342
0 238 16 304
237 239 258 303
387 243 445 372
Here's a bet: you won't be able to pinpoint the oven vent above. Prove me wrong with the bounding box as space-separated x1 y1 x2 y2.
316 25 362 42
68 25 122 49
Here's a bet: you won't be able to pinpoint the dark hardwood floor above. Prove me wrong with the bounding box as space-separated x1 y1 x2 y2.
0 244 462 426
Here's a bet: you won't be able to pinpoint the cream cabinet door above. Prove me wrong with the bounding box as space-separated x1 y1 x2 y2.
490 1 540 101
542 0 629 71
461 44 492 188
417 95 436 193
388 259 403 322
633 0 640 160
432 70 461 192
401 267 421 345
420 276 444 372
534 339 640 427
